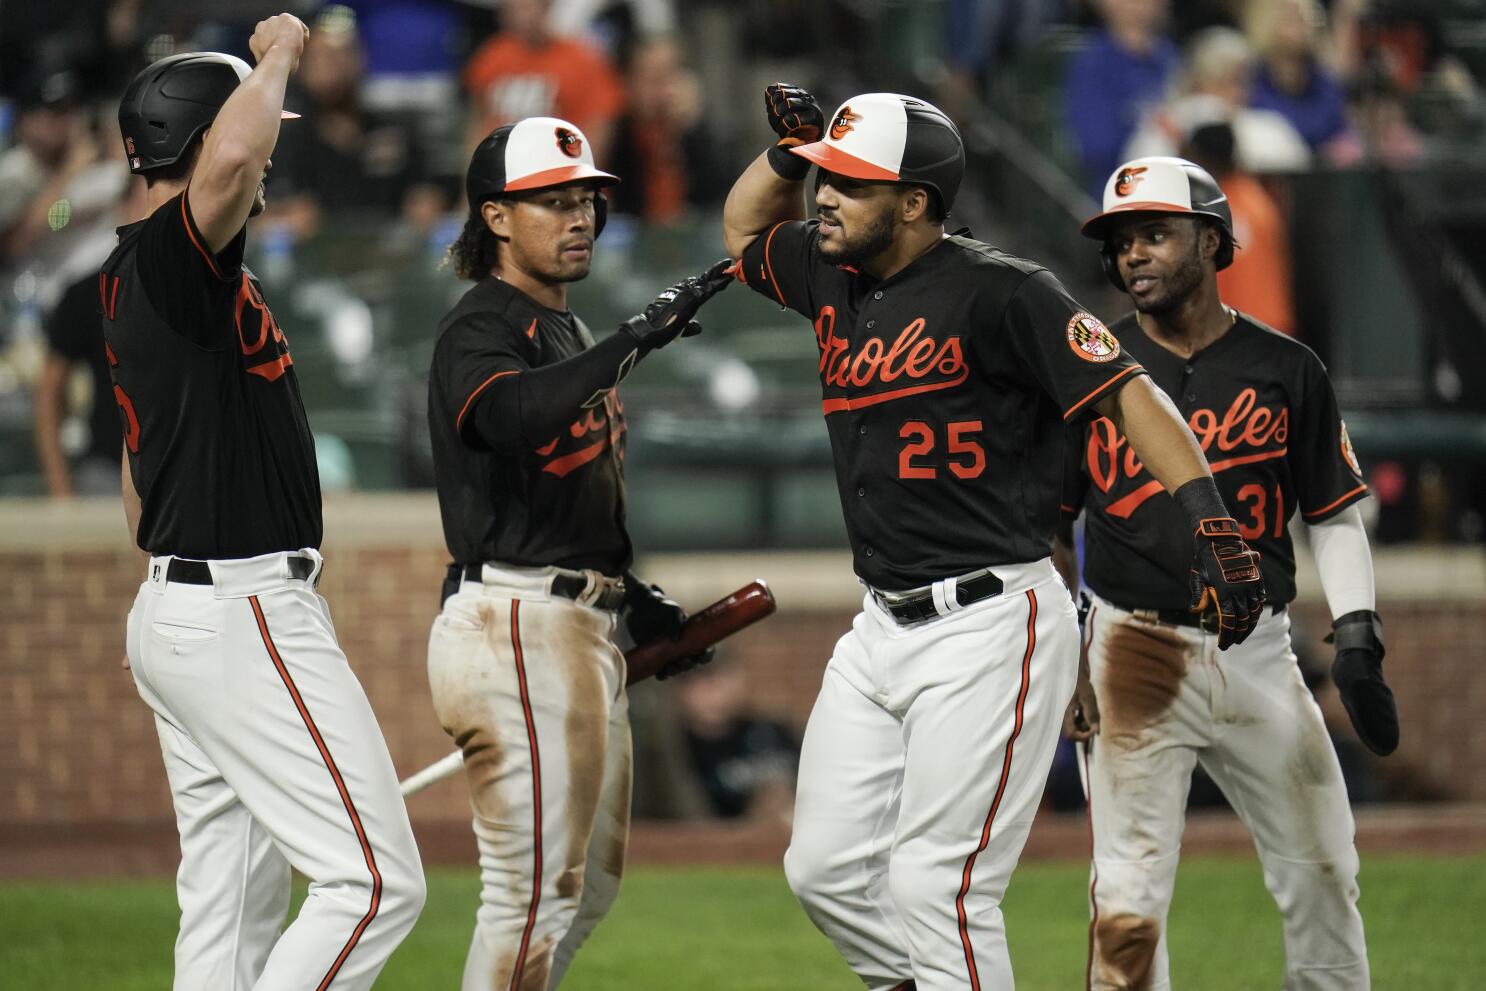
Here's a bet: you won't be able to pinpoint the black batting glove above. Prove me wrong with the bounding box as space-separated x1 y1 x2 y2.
620 573 714 680
619 258 734 355
763 82 823 181
1187 517 1266 650
1174 477 1266 650
1328 610 1398 756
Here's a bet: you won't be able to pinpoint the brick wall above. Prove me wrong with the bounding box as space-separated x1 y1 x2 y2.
3 495 1484 836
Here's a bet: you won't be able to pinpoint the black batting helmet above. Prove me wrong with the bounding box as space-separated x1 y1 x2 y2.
118 52 299 175
466 116 619 236
1080 156 1235 292
790 92 965 218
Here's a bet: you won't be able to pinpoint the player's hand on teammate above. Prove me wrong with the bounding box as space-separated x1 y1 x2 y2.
1187 517 1266 650
621 575 715 680
1328 610 1398 756
249 13 311 72
619 258 734 354
764 83 824 147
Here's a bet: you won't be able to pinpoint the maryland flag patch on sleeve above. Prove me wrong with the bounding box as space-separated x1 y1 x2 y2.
1067 312 1120 363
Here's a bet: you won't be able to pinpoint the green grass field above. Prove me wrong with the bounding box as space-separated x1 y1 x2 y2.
2 855 1482 989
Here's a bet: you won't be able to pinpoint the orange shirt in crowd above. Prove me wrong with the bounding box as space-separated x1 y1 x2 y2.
464 33 626 156
1218 172 1296 336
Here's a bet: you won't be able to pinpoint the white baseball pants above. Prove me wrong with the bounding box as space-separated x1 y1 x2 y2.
427 564 631 991
1083 596 1368 991
785 559 1079 991
125 549 426 991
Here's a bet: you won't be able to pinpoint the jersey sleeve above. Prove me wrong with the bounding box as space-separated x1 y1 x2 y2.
432 311 538 443
133 192 246 348
736 219 822 319
998 269 1146 423
1290 352 1368 522
1060 426 1089 520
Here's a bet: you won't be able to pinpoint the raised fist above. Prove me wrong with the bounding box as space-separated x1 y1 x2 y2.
764 83 824 147
250 13 311 72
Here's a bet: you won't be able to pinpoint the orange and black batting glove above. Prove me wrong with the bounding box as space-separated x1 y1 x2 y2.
1174 478 1266 650
763 82 823 181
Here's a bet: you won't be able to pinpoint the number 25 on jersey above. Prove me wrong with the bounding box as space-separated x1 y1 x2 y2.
898 420 986 480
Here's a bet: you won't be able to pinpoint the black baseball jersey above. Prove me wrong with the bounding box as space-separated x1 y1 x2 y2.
45 273 122 465
739 220 1147 591
428 277 631 574
100 193 321 558
1063 311 1369 608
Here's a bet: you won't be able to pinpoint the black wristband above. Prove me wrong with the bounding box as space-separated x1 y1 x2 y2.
766 142 811 182
1327 609 1385 657
1172 476 1229 533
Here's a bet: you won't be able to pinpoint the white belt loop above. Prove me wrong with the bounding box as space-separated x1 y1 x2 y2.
930 577 960 617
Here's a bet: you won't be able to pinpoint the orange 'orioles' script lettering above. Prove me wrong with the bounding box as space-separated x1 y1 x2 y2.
537 393 626 477
1088 387 1289 518
815 306 969 413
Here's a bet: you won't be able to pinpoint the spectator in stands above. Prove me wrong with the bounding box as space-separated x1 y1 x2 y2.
1123 27 1310 173
1245 0 1360 164
463 0 627 163
1349 55 1426 167
606 36 727 223
675 655 799 822
549 0 676 59
941 0 1066 118
270 10 445 236
1182 118 1297 335
1063 0 1179 195
0 67 123 271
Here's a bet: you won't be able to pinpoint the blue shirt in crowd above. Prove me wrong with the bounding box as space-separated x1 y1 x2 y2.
1249 61 1351 150
1064 30 1180 195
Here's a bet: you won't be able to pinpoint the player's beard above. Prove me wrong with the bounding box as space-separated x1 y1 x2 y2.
816 205 897 268
1130 238 1205 314
249 179 267 217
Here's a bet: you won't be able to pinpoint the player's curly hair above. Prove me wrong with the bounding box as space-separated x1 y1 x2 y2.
447 213 503 281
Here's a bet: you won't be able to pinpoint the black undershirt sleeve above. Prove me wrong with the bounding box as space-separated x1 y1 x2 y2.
464 330 639 455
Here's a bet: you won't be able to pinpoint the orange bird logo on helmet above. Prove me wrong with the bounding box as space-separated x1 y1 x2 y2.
830 107 863 141
555 127 583 159
1115 166 1148 197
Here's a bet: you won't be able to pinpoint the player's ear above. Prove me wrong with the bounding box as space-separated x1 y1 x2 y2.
899 185 929 224
1200 221 1221 266
481 199 511 238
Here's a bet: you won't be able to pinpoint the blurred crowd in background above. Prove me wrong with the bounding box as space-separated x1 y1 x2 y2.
4 0 1480 817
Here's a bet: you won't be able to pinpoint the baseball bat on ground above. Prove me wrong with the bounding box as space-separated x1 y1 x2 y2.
400 579 777 797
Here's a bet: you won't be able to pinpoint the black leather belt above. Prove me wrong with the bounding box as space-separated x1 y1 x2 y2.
167 556 315 585
452 564 627 610
871 568 1005 626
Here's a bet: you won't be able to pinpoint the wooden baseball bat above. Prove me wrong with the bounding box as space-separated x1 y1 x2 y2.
400 580 777 797
624 579 775 685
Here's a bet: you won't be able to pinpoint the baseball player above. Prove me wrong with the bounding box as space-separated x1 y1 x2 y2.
426 116 729 989
722 87 1266 990
1061 155 1398 990
104 20 425 990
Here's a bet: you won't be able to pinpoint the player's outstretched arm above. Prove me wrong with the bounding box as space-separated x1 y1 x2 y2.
460 261 733 454
1098 377 1266 649
721 83 822 257
189 13 308 251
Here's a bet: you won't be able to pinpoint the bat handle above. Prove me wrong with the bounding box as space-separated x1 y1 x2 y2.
400 749 464 797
